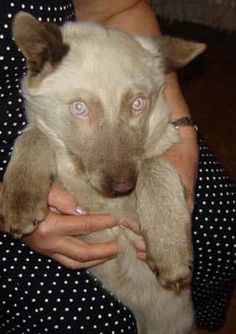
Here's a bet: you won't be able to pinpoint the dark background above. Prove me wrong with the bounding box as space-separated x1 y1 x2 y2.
159 18 236 334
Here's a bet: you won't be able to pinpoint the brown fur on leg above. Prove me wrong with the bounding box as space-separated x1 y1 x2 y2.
1 128 55 237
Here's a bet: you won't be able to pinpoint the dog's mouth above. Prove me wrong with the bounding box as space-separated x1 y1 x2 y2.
86 174 137 198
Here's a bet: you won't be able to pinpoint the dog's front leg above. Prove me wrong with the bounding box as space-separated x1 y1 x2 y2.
1 128 55 238
136 157 193 291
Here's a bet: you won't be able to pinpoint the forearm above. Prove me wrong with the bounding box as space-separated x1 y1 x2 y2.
73 0 194 130
0 182 4 231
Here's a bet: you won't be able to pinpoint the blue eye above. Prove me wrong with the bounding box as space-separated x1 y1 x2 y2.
71 101 89 118
132 97 146 116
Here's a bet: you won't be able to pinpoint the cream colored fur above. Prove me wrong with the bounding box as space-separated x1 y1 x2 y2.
0 13 202 334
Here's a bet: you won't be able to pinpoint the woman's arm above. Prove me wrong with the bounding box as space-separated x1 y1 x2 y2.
74 0 199 211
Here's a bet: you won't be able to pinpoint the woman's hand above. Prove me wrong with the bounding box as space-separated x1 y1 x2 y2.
122 219 147 261
21 185 119 269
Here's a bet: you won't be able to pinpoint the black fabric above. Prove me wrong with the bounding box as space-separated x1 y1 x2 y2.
0 234 137 333
0 1 235 333
192 139 235 330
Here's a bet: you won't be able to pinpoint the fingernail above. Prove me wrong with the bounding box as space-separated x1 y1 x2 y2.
75 206 88 215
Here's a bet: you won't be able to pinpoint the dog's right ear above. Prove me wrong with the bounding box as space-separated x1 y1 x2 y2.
13 12 69 75
135 36 206 72
159 37 206 71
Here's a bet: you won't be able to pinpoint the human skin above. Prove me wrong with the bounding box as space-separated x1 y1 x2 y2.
0 0 198 268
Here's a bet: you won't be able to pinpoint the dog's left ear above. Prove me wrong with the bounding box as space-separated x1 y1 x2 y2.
136 36 206 72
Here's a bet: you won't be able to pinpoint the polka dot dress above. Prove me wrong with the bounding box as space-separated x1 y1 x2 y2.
0 1 235 333
192 139 236 330
0 236 136 334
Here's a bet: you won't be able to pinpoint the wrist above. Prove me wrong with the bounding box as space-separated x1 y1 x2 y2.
171 116 198 139
171 116 197 130
176 126 198 141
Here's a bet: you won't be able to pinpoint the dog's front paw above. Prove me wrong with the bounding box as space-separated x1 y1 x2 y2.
1 183 48 238
148 249 192 292
157 259 193 293
147 241 193 293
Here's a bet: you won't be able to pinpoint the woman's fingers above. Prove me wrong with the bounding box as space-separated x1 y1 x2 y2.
23 212 118 265
137 252 147 261
121 219 142 235
132 236 146 253
53 236 118 262
121 220 147 254
50 212 118 236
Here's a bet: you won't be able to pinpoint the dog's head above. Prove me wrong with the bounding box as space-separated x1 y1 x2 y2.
13 12 205 197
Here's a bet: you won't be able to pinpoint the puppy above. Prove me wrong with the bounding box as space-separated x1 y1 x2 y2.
1 12 205 334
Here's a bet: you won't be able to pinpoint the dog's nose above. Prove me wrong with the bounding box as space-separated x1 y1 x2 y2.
109 179 136 196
